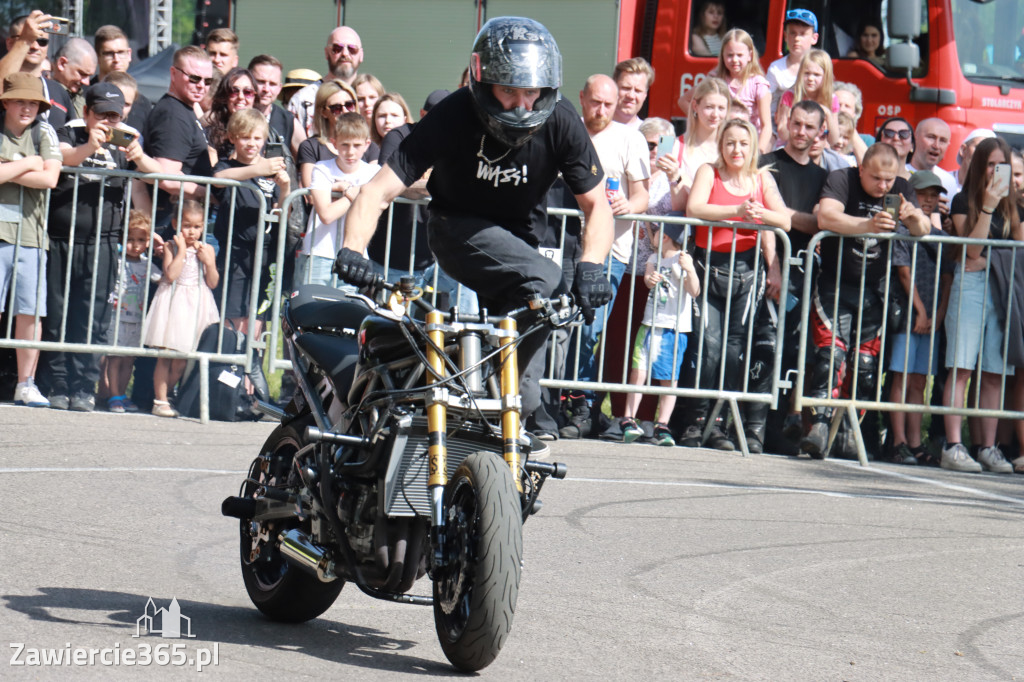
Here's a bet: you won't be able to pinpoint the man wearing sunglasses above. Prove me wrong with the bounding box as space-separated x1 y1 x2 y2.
0 12 73 130
143 45 215 225
288 25 364 138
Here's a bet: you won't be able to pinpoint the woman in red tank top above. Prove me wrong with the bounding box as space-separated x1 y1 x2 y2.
682 119 790 450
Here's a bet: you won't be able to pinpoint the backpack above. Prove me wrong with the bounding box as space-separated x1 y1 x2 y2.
176 322 261 421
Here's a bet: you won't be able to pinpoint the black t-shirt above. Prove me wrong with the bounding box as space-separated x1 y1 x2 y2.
388 89 603 247
50 120 131 242
297 136 379 167
212 158 280 249
760 148 828 253
949 191 1024 240
125 91 153 139
268 104 294 150
372 123 432 271
43 78 73 131
818 167 918 284
144 94 213 209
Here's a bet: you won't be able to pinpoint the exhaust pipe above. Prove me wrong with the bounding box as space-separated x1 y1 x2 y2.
278 529 338 582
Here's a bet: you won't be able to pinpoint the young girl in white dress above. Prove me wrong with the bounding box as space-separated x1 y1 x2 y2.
144 200 220 417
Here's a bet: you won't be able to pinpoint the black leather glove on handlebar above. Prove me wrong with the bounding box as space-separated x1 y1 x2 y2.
333 247 376 287
573 261 613 325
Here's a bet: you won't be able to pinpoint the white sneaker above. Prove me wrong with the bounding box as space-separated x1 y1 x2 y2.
15 381 50 408
940 442 982 473
977 446 1013 474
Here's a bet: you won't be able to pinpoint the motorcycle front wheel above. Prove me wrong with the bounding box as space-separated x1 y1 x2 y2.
433 451 524 672
240 418 345 623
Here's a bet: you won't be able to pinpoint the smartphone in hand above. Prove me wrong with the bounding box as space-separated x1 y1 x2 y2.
993 163 1011 198
41 17 71 35
883 193 900 219
655 133 674 159
264 142 284 159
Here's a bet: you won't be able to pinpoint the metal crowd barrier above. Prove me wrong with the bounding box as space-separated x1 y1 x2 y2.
0 167 271 423
794 230 1024 466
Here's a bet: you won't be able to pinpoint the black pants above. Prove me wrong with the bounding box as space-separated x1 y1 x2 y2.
691 249 763 421
38 238 117 397
428 214 566 419
808 277 883 402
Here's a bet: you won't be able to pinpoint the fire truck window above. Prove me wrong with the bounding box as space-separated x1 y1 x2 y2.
689 1 769 58
952 0 1024 80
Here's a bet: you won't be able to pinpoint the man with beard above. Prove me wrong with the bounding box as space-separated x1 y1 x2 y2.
569 73 649 439
611 57 654 129
755 99 829 453
288 26 364 137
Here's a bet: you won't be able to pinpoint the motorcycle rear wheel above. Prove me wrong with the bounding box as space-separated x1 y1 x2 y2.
240 419 345 623
433 451 523 672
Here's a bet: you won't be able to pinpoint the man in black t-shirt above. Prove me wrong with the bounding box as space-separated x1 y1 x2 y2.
801 143 929 458
38 83 162 411
335 17 614 434
757 100 829 452
143 45 215 225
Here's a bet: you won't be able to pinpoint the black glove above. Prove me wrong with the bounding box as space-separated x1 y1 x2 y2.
573 261 613 324
332 247 376 287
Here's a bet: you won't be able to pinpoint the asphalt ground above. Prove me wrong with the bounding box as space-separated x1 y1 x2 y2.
1 404 1022 680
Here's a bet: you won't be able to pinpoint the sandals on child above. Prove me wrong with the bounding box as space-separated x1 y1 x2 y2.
152 400 179 418
107 396 126 413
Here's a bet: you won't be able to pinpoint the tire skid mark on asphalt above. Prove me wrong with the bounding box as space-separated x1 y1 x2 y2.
565 476 1024 511
830 460 1024 507
957 610 1024 679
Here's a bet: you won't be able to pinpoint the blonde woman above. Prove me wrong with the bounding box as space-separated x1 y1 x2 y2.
673 76 730 212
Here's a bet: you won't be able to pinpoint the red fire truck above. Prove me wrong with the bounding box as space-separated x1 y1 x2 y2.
618 0 1024 170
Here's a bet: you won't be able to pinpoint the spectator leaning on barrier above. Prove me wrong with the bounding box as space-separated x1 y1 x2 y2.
942 137 1022 474
334 16 614 456
0 72 62 408
288 26 364 138
759 99 829 453
801 143 929 460
684 118 791 451
37 83 162 412
94 25 153 134
143 45 215 226
612 57 654 129
887 170 953 466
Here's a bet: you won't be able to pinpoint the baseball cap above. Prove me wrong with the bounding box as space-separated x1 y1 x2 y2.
0 72 50 112
84 83 125 115
784 9 818 33
957 128 996 164
910 170 947 193
652 222 686 246
422 89 450 113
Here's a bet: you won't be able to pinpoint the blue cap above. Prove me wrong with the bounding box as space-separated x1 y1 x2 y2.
785 9 818 33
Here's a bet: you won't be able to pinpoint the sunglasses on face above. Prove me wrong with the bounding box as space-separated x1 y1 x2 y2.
330 43 360 56
35 37 49 47
173 65 213 87
327 100 356 115
882 128 912 140
647 141 658 151
229 86 256 98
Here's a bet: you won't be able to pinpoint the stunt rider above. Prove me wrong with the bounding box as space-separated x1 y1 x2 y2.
334 16 615 436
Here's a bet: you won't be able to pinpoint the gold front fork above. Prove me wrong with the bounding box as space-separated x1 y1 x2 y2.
426 310 447 493
499 318 523 492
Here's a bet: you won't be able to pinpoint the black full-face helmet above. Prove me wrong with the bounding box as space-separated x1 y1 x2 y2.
469 16 562 148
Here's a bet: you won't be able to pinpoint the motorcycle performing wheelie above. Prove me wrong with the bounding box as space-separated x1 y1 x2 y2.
222 277 573 671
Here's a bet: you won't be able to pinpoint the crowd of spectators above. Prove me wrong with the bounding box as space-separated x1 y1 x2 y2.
0 9 1022 475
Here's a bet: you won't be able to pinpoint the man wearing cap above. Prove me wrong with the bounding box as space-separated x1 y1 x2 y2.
0 72 62 408
288 26 364 137
143 45 215 225
767 10 819 119
955 128 997 192
885 169 954 464
37 83 161 411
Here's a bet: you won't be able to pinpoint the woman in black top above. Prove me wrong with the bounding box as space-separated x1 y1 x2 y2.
203 67 257 165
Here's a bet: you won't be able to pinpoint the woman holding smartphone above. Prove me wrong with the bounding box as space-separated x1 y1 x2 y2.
942 137 1023 473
